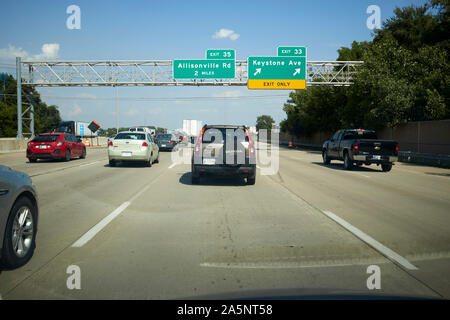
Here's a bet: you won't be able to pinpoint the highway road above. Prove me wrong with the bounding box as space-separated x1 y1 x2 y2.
0 144 449 299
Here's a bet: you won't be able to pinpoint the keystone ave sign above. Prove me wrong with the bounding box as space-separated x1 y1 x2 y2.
247 56 306 89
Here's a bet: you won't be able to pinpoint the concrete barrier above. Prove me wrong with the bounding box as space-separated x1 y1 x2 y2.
0 138 30 153
0 136 108 154
86 136 108 147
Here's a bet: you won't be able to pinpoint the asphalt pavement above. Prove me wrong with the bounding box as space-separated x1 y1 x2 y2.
0 144 449 299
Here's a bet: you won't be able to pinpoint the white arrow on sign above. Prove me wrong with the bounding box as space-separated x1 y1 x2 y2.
293 68 300 76
253 68 261 76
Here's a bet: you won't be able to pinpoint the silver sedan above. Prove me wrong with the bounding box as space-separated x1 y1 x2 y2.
108 131 159 167
0 165 39 269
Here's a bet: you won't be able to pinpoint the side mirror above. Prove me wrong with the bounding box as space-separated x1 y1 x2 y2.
77 138 82 143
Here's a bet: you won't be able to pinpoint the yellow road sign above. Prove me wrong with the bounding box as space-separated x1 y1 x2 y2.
247 79 306 89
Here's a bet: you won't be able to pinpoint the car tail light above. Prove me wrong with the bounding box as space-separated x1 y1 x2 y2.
194 127 205 155
154 138 158 143
169 140 174 143
245 128 255 156
142 142 149 147
108 141 113 146
57 141 64 147
352 142 359 153
395 143 398 155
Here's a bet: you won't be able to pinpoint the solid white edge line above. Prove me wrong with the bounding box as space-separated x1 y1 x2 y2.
168 162 178 169
72 201 130 247
322 210 419 270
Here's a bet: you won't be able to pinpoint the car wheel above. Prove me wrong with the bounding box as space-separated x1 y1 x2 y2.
381 163 392 172
247 176 256 185
64 150 71 162
1 196 37 269
109 160 116 167
29 157 37 163
343 152 353 170
322 150 330 165
80 148 86 159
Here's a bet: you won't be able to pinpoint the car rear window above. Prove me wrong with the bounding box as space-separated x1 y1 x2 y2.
343 131 378 140
33 135 60 142
202 128 247 143
157 134 172 139
114 133 146 140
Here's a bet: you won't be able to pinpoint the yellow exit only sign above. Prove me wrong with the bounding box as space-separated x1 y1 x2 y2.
247 79 306 89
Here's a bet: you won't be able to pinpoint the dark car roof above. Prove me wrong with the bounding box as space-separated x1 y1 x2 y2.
204 125 246 129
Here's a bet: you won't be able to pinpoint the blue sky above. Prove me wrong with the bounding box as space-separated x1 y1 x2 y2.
0 0 428 130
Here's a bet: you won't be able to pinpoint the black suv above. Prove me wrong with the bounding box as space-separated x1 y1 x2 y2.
191 125 256 185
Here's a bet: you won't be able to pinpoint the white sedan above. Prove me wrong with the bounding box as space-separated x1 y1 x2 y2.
108 131 159 167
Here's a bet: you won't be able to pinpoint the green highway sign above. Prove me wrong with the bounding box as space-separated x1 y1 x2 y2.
248 56 307 89
277 46 307 57
206 49 235 60
248 56 306 79
173 59 235 79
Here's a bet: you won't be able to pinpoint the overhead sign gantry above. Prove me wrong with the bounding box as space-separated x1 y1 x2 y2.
14 49 363 138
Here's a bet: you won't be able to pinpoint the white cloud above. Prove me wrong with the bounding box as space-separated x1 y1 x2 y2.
34 43 60 60
0 45 28 61
0 43 60 62
67 103 82 116
212 28 240 41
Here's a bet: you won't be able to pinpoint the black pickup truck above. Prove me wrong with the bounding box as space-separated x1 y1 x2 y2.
322 129 398 172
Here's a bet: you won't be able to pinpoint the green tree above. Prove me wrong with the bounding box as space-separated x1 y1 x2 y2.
280 0 449 136
0 75 62 137
256 115 275 132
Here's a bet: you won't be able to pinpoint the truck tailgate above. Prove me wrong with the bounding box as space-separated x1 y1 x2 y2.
357 139 397 155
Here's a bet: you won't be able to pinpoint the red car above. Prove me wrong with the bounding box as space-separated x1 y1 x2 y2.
26 133 86 162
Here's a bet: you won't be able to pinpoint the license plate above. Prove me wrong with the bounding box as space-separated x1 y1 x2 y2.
122 152 132 157
373 155 381 160
203 158 215 165
161 144 166 147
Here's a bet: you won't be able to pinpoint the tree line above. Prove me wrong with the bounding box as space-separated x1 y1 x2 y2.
280 0 449 137
0 74 62 137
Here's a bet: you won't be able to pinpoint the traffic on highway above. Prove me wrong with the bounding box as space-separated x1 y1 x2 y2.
0 0 449 314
